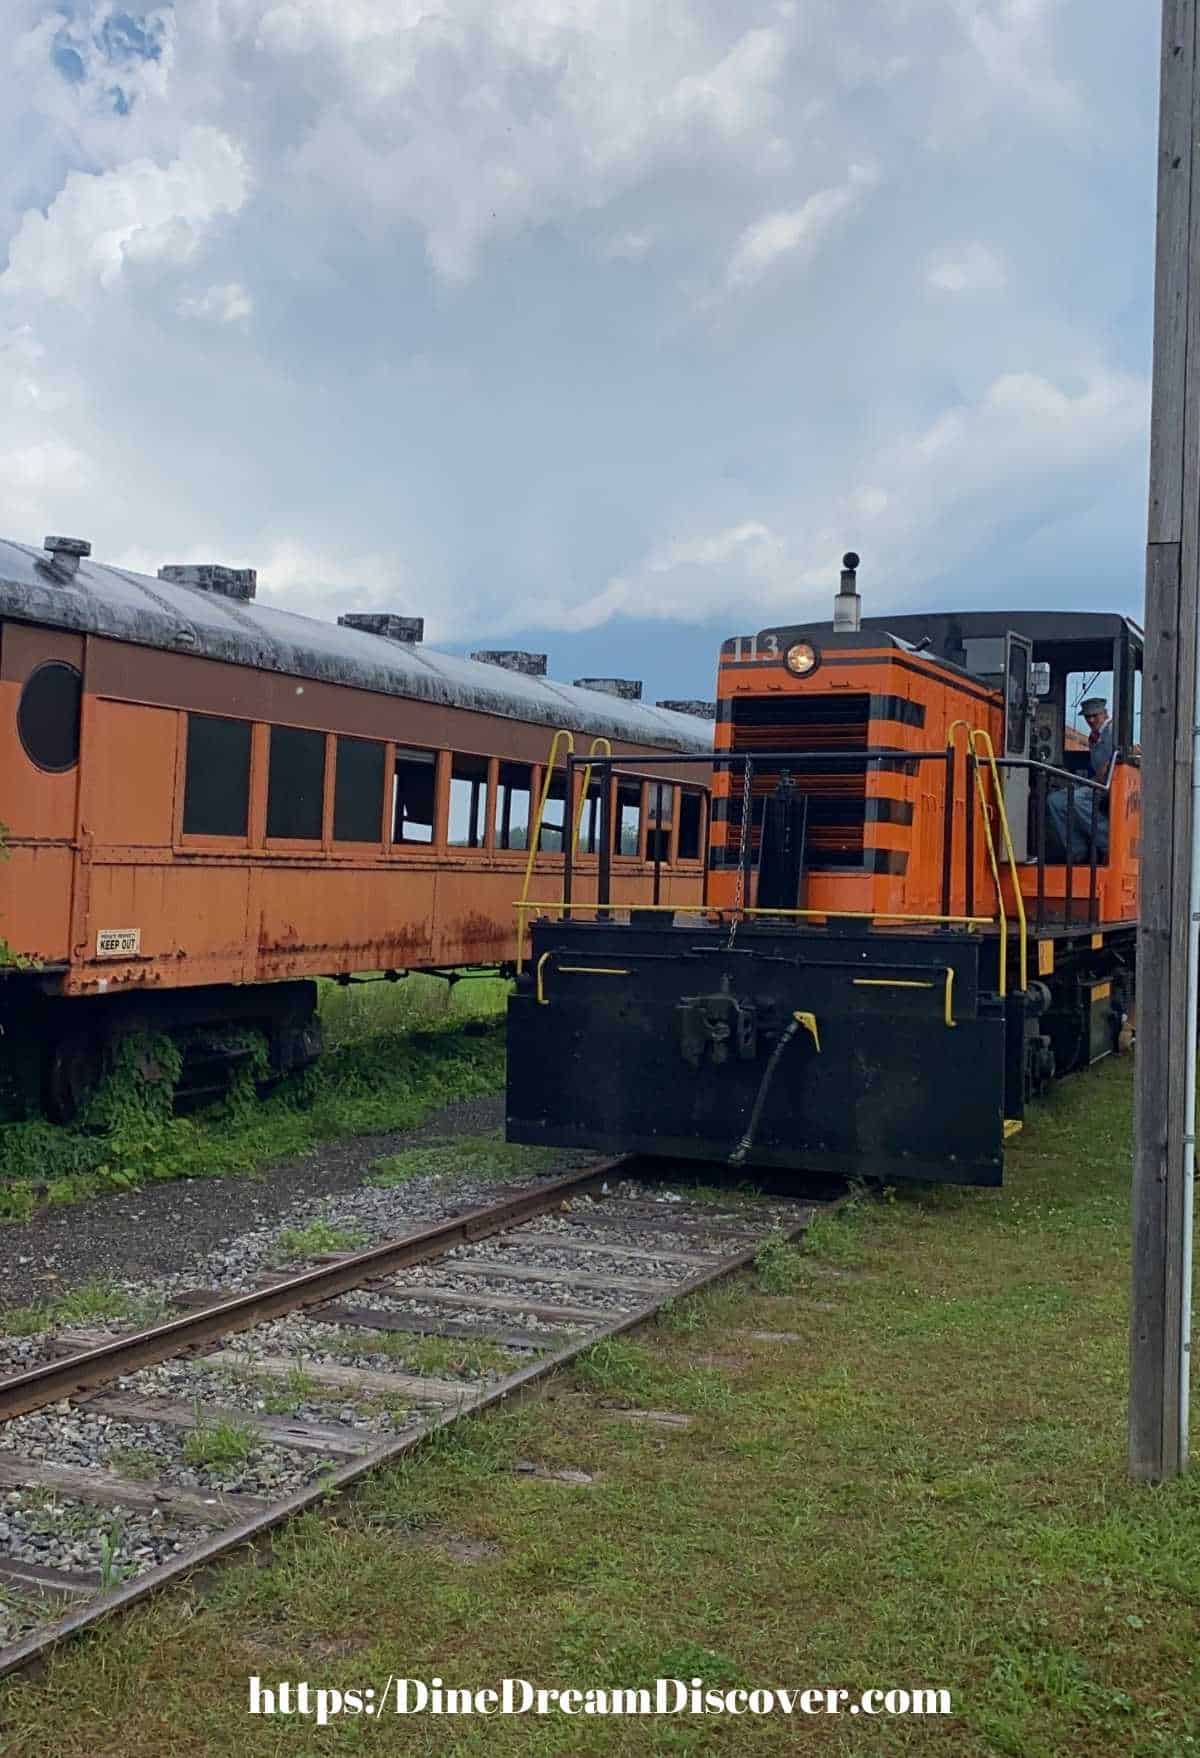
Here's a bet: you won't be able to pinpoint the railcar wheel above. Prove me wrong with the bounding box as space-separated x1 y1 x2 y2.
44 1030 107 1124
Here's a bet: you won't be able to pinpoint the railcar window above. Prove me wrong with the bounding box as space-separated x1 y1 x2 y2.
17 661 82 773
614 781 641 856
537 774 567 852
577 785 604 854
677 788 703 861
497 762 532 849
392 747 435 843
183 714 251 837
267 725 326 839
645 783 675 864
334 735 386 843
449 754 490 848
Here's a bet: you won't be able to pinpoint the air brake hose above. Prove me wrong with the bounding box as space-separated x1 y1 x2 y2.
728 1011 819 1168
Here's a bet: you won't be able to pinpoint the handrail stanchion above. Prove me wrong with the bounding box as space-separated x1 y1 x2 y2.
940 745 956 918
598 771 613 919
1064 781 1075 929
653 781 664 906
1035 767 1047 932
1088 786 1100 927
969 729 1028 994
562 754 576 920
518 728 573 971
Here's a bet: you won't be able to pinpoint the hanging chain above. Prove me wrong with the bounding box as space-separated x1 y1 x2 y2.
726 757 754 950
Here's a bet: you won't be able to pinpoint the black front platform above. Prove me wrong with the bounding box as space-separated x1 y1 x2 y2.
507 917 1007 1186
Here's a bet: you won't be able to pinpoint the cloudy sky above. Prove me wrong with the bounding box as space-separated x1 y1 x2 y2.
1 2 1158 701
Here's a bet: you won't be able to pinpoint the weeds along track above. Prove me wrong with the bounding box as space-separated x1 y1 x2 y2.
0 1163 821 1679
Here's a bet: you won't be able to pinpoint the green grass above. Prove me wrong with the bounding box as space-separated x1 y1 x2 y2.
4 1055 1198 1758
340 1330 518 1379
272 1220 367 1263
0 1279 166 1338
368 1131 559 1188
104 1446 158 1482
181 1415 259 1470
0 979 508 1224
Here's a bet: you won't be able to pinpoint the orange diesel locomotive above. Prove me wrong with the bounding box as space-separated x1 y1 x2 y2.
0 534 710 1117
507 557 1141 1185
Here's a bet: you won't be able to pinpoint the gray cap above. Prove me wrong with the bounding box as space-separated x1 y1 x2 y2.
1079 696 1108 716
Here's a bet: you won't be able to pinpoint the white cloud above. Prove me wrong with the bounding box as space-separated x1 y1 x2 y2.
0 438 93 536
262 10 794 280
601 228 658 262
1 126 250 302
177 281 254 324
926 240 1007 293
537 365 1148 630
724 163 878 293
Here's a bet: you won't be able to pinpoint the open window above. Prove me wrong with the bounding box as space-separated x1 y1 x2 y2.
614 780 641 857
393 746 436 844
496 762 532 849
538 773 568 852
575 781 605 855
645 783 674 864
449 753 490 848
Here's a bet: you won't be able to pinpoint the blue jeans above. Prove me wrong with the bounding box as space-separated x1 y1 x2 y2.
1046 787 1107 862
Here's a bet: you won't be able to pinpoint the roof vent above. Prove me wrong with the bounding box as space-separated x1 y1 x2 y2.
574 677 642 701
159 563 257 602
40 535 90 583
338 612 424 643
656 698 716 720
471 650 547 676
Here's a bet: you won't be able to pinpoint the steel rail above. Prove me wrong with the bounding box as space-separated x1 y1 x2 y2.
0 1161 627 1423
0 1197 819 1681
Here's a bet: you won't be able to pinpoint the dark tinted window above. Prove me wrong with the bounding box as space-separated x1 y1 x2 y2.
333 736 385 842
17 662 82 772
267 725 325 839
393 747 436 843
677 788 703 861
183 714 251 836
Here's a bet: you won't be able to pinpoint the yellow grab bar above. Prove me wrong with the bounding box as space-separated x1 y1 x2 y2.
536 954 631 1003
518 729 574 972
969 727 1028 994
850 967 956 1027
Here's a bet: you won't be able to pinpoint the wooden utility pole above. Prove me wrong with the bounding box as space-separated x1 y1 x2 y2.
1131 0 1198 1482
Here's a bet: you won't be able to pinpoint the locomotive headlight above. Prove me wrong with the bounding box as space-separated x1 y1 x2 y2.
785 640 820 677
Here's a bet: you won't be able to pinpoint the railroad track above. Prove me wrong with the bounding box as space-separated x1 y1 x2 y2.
0 1161 821 1680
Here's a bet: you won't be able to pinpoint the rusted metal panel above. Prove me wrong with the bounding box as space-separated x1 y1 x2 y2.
86 701 177 847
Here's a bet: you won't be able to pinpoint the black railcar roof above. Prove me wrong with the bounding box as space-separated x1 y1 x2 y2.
746 608 1142 677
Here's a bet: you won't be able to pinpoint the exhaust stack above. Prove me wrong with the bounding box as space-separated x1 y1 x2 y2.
833 550 861 632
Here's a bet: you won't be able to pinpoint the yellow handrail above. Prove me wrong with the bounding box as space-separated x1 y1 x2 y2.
969 727 1028 993
572 736 612 854
517 729 574 972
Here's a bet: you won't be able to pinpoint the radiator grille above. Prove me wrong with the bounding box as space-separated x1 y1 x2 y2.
727 692 870 868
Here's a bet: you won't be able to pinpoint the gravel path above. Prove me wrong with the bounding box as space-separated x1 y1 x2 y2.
0 1090 510 1310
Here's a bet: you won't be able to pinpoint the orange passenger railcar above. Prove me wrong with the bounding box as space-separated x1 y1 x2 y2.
0 534 710 1115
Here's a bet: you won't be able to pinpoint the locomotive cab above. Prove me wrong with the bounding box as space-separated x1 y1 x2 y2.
506 562 1141 1188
